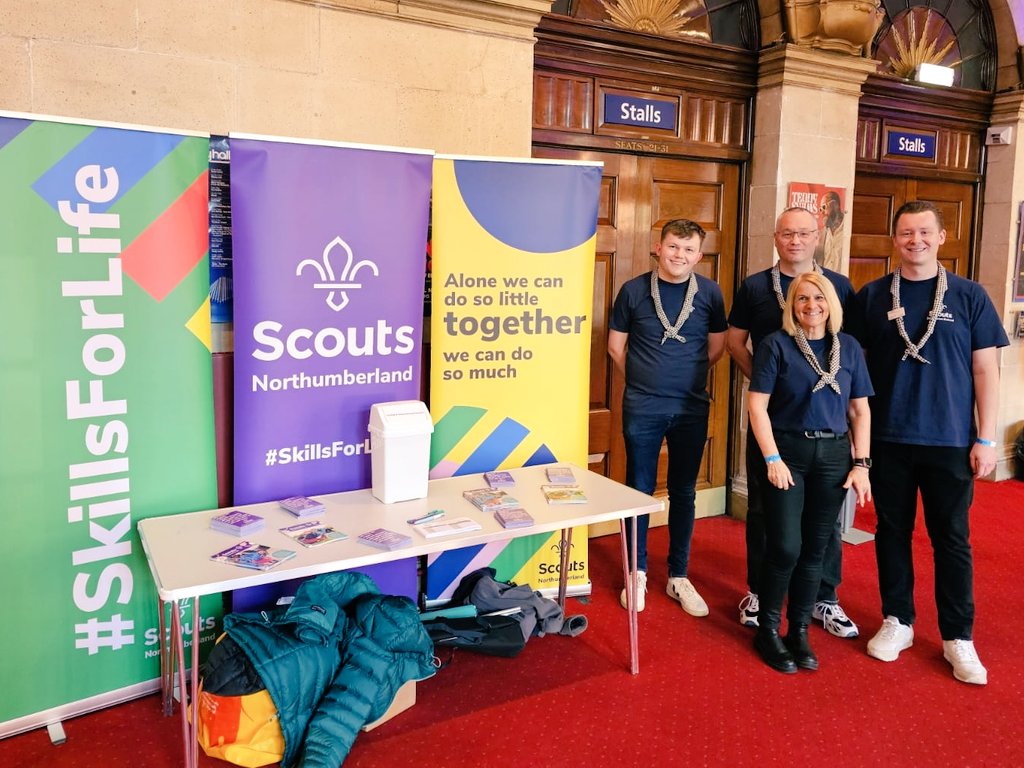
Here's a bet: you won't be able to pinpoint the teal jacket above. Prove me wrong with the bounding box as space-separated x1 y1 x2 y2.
224 571 436 767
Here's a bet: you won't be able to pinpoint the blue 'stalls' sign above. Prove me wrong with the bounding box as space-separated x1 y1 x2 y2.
887 130 936 159
604 94 676 131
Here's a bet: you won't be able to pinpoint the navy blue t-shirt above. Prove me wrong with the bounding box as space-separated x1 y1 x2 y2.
610 271 727 413
728 267 859 352
854 272 1009 447
749 330 873 434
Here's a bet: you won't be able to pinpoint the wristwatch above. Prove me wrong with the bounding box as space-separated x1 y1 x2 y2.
852 457 872 469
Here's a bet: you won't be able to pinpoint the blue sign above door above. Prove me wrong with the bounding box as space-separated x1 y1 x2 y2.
603 94 677 131
886 129 936 159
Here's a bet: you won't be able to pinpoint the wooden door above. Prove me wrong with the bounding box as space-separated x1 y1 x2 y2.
533 146 738 507
850 175 974 289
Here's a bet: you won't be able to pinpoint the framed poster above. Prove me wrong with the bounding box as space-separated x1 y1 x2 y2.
787 182 846 272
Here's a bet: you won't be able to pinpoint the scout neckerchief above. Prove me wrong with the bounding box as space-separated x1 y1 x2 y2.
890 265 947 364
651 269 698 344
793 326 842 394
770 260 822 310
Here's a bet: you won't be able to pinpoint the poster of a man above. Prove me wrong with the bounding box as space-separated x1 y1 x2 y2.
786 183 846 272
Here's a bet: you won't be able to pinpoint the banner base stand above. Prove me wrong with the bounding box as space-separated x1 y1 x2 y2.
46 722 66 745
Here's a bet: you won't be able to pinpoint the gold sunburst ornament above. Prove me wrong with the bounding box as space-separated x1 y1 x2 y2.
600 0 710 40
885 8 959 79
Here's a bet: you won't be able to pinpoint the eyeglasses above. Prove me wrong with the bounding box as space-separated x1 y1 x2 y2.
776 230 816 241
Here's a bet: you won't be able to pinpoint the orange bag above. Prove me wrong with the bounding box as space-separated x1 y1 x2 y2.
193 681 284 767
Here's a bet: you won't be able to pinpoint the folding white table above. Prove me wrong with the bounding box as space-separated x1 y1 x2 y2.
137 463 660 768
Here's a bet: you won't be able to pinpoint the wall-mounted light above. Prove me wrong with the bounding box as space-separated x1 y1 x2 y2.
914 63 955 87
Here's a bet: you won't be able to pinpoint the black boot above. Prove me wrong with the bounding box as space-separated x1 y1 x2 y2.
754 628 797 674
784 624 819 671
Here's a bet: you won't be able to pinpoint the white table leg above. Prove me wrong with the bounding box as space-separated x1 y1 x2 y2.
619 515 639 674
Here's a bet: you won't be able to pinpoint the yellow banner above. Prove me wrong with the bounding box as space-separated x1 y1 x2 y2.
427 156 601 598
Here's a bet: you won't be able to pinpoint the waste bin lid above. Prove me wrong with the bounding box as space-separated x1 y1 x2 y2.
368 400 434 437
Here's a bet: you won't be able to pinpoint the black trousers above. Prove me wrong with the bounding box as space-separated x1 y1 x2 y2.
745 424 845 601
758 432 852 629
871 441 975 640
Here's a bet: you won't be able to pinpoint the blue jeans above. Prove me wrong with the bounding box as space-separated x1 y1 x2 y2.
871 441 975 640
622 404 709 577
759 432 852 628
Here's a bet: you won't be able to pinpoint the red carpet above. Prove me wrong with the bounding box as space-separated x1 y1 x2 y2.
4 479 1024 767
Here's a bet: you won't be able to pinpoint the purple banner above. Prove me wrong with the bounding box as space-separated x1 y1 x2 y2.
231 136 432 504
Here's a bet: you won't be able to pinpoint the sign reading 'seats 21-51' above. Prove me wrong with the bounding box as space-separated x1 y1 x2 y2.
886 129 936 160
603 94 677 131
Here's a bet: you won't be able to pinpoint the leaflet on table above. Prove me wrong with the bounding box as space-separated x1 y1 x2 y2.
210 541 297 571
541 485 588 504
413 516 483 539
483 470 515 489
210 510 265 536
544 466 576 485
462 488 521 511
493 507 534 529
358 528 414 551
278 495 326 517
278 520 348 548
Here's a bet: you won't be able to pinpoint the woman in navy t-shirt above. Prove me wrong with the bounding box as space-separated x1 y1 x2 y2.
747 272 873 674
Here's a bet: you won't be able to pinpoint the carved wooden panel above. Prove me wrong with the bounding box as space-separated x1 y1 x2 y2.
534 71 594 133
856 75 991 183
850 174 974 290
533 15 755 161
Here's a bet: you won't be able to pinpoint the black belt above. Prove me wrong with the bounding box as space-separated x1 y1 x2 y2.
800 430 847 440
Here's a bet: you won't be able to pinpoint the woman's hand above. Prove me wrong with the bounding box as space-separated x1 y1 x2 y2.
843 466 872 506
767 459 794 490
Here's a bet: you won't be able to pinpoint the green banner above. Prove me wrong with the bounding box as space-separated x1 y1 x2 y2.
0 114 219 727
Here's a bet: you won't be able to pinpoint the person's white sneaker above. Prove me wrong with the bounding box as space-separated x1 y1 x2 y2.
867 616 914 662
666 576 709 617
813 601 860 638
619 570 647 612
943 639 988 685
738 592 759 627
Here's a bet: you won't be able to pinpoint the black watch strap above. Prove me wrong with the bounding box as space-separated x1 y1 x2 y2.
853 457 872 469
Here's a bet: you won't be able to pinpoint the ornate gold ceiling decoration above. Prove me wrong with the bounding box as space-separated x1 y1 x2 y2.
598 0 710 40
876 7 960 81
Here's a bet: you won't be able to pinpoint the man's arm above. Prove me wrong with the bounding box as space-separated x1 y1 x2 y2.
707 331 727 366
970 345 1000 478
608 329 629 377
726 327 753 379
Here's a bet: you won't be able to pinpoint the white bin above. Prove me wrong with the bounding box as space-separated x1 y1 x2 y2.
368 400 434 503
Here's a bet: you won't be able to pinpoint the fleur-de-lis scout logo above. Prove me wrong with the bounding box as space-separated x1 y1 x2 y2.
296 236 379 311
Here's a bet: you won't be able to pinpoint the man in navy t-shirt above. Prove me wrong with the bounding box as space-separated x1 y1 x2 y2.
727 206 861 639
854 200 1009 685
608 219 727 617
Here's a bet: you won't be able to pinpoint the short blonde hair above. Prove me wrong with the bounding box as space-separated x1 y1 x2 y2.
781 271 844 337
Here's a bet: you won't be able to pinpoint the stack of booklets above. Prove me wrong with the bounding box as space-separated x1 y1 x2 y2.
278 520 348 548
541 485 588 504
493 507 534 529
358 528 413 551
413 516 482 539
463 488 521 512
210 510 265 536
278 495 325 518
483 470 515 489
210 541 296 571
544 466 576 485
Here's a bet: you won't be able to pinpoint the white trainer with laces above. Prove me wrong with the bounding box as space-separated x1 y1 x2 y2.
738 592 759 627
813 601 860 638
619 570 647 612
867 615 914 661
943 639 988 685
667 576 709 617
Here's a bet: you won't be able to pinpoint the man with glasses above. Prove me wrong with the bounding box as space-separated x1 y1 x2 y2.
727 206 861 638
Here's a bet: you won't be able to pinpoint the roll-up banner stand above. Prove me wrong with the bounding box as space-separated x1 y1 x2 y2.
0 112 219 735
427 155 602 602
